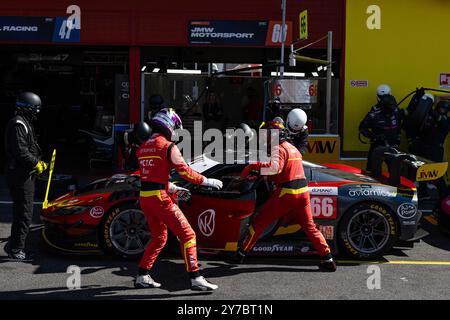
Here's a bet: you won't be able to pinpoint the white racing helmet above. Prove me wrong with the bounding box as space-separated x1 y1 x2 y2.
377 84 392 101
150 108 183 141
286 108 308 134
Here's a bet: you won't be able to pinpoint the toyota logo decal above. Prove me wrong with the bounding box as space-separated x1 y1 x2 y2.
198 209 216 237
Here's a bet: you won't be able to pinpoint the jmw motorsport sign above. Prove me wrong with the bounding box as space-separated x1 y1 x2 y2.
188 20 292 46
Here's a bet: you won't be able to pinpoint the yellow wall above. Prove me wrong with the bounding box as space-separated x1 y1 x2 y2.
344 0 450 175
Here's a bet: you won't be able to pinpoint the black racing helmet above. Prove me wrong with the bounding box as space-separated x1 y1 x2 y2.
437 100 449 113
379 94 397 112
149 94 164 110
132 121 151 145
16 92 42 119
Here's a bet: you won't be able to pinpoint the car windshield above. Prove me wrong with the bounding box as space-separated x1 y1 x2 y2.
313 168 377 183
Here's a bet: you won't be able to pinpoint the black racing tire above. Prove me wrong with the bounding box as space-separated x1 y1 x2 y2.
404 95 433 139
100 202 151 260
338 202 398 259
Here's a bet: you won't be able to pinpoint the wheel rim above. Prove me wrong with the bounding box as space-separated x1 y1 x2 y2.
347 209 390 254
109 209 150 255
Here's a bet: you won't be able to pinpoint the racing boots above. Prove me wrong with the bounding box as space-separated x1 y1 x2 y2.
134 269 161 288
134 274 161 288
226 248 247 264
4 242 34 262
190 276 218 291
318 253 337 272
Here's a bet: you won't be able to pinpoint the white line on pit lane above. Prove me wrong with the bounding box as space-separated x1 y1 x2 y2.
0 201 43 205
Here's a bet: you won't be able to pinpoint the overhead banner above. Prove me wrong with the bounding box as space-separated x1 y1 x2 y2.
0 16 80 43
188 20 292 46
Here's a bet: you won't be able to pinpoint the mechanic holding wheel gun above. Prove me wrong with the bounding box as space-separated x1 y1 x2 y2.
135 108 223 291
236 120 337 272
359 85 406 172
3 92 48 262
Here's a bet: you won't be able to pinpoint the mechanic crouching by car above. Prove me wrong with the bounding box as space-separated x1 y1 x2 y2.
135 108 224 291
3 92 48 262
359 93 405 172
236 120 337 272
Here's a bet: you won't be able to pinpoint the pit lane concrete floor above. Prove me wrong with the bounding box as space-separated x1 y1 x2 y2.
0 203 449 300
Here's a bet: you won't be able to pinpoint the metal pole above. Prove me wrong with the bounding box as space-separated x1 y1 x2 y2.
326 31 333 133
280 0 287 77
140 71 145 121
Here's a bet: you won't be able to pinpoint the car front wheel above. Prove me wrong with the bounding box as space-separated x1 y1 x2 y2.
100 203 151 259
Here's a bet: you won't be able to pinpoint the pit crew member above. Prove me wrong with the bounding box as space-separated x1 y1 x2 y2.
237 120 337 272
135 108 223 291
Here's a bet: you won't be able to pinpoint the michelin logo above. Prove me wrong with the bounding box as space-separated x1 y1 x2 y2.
190 27 255 39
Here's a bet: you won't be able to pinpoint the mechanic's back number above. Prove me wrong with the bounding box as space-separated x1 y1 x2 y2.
311 196 337 219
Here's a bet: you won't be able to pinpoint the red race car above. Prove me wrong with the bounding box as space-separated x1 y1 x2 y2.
41 148 436 260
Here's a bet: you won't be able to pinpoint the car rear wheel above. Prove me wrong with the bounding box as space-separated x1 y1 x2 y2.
338 202 398 259
100 203 151 259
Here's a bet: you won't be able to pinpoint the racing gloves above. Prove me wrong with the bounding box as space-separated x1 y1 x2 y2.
33 160 48 175
240 163 260 179
201 178 223 190
168 182 192 201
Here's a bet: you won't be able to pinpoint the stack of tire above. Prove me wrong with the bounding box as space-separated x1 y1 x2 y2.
404 89 435 142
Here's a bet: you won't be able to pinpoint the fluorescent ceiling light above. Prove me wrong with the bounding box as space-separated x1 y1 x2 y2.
167 69 201 74
317 66 323 71
141 66 147 72
152 68 160 73
270 72 305 77
311 72 319 77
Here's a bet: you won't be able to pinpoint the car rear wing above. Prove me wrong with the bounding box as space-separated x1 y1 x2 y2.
370 146 448 186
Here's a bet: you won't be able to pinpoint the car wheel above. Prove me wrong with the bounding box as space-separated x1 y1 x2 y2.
100 202 151 260
338 202 398 259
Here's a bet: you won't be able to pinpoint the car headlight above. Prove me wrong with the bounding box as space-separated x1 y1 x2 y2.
48 206 92 217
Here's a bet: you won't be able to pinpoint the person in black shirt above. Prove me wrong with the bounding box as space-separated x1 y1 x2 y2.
359 94 406 171
411 101 450 198
4 92 48 261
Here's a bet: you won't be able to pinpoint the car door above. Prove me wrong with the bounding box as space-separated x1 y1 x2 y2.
179 169 256 252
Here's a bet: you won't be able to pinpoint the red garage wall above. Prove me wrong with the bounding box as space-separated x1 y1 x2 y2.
0 0 345 48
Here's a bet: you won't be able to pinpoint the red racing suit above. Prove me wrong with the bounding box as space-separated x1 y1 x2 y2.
136 133 205 273
240 140 331 257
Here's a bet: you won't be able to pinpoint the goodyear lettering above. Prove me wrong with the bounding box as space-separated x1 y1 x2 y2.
252 244 294 253
74 242 98 248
